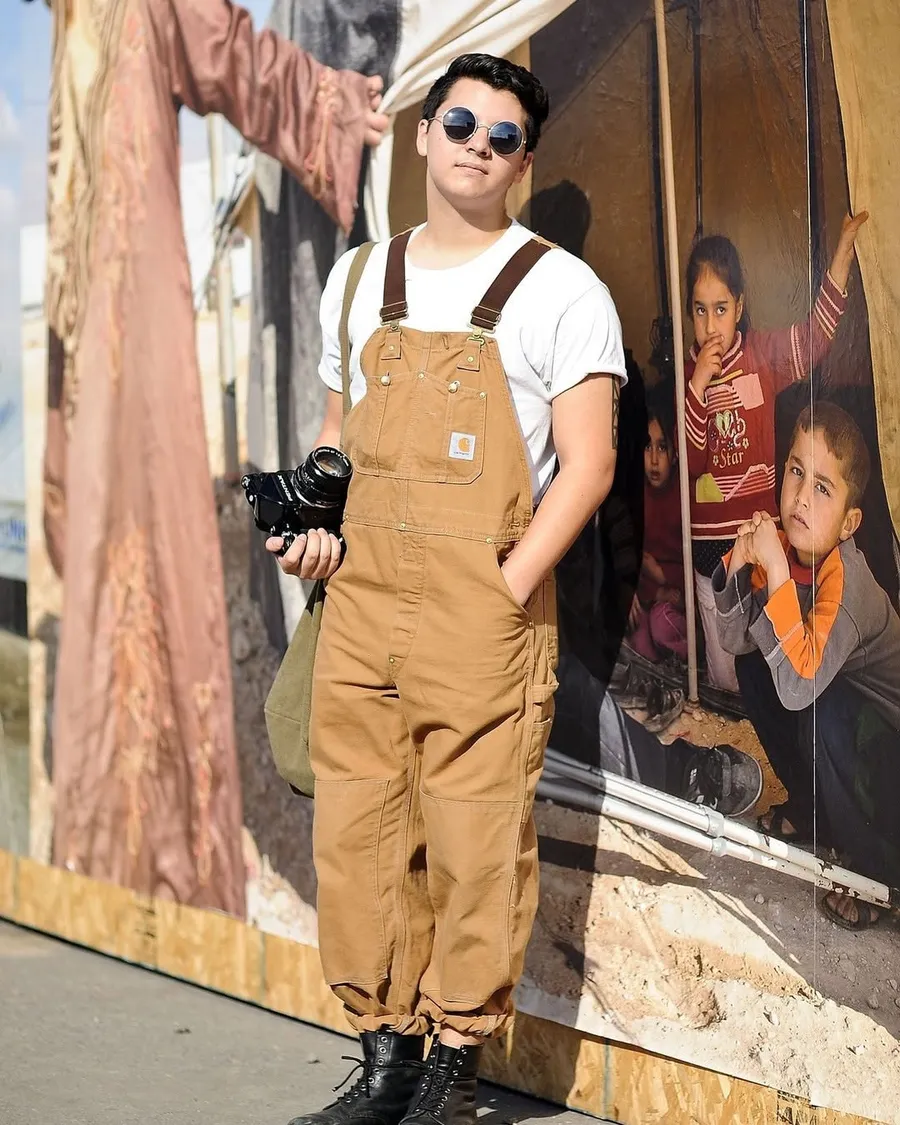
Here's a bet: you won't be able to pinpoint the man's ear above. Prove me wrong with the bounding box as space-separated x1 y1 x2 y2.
840 506 863 541
416 119 430 158
513 151 534 184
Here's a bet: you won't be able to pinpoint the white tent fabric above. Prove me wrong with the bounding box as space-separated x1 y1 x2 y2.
364 0 579 242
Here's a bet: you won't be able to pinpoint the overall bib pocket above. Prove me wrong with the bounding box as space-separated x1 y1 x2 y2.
352 369 487 485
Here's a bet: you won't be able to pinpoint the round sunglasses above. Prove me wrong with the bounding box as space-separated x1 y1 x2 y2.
434 106 526 157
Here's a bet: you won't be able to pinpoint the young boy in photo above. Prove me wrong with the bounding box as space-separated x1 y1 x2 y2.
713 403 900 929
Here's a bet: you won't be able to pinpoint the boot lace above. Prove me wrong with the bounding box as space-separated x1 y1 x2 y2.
410 1053 464 1117
329 1056 372 1105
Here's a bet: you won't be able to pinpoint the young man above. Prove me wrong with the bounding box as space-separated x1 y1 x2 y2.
269 52 625 1125
713 402 900 930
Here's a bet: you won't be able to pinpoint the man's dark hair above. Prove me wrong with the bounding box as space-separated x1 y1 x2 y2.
792 401 871 509
421 53 550 153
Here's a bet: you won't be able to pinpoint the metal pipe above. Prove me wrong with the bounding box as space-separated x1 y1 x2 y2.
690 0 703 239
654 0 699 702
537 775 895 909
542 749 896 904
649 20 670 317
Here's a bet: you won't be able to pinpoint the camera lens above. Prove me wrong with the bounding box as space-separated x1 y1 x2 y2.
294 446 353 506
313 447 352 480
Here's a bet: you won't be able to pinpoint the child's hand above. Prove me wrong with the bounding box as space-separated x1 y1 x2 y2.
738 512 790 592
830 210 869 290
727 531 750 578
641 550 666 586
656 585 684 610
691 334 725 399
743 514 782 570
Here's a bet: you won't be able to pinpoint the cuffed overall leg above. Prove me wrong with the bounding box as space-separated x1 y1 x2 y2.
310 525 557 1039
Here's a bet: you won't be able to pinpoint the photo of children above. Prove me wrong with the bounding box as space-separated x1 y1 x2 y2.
683 214 868 691
715 402 900 930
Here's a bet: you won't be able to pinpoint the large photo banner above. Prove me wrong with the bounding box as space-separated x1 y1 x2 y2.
14 1 900 1122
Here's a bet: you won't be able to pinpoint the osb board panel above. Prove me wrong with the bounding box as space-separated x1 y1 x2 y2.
14 857 156 966
0 848 16 917
263 932 347 1033
154 899 263 1004
0 850 877 1125
484 1012 873 1125
483 1012 592 1107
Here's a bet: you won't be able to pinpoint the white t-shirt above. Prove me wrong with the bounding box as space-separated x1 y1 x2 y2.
318 221 626 501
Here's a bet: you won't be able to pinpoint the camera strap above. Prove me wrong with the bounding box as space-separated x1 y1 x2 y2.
340 241 376 422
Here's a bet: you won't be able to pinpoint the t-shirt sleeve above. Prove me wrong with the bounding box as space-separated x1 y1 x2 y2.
542 282 627 400
317 247 358 393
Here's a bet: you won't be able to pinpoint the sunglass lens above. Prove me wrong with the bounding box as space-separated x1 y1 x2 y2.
489 121 524 156
442 107 476 142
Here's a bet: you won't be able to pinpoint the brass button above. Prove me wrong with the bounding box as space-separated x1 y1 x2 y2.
486 537 493 544
400 522 406 529
418 372 425 379
448 380 460 393
467 355 475 363
387 344 395 352
381 374 391 386
389 656 395 664
479 391 486 399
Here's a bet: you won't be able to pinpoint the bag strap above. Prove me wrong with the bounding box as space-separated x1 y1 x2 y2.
339 241 376 418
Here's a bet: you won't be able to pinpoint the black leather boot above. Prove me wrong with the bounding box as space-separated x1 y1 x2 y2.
399 1042 482 1125
288 1031 426 1125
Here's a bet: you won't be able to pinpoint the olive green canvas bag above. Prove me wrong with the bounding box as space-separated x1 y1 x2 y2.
263 241 374 796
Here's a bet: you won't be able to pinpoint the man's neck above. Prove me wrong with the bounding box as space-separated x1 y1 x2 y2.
410 185 512 268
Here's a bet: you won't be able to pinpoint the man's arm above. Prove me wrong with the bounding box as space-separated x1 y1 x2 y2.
500 374 618 607
155 0 387 232
316 390 344 450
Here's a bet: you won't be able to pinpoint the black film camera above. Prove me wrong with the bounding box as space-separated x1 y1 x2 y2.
241 446 353 554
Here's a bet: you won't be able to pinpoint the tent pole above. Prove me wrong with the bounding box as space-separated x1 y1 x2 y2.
537 775 895 909
654 0 699 703
542 748 899 907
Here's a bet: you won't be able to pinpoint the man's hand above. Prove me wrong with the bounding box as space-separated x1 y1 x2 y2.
364 76 390 147
266 528 343 580
691 333 725 400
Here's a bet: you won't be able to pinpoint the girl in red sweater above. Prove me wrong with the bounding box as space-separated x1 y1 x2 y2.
683 212 868 690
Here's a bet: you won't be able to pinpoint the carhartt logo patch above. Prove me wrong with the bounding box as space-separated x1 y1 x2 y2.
449 432 476 461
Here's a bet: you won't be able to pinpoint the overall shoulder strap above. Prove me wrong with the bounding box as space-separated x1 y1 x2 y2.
380 228 415 325
470 238 553 331
339 241 375 418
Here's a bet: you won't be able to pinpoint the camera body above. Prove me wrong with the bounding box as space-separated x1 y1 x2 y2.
241 446 353 553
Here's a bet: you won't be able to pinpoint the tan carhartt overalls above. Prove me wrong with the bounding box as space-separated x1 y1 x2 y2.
310 230 558 1039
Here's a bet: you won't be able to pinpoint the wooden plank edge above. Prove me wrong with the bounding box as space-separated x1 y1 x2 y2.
0 849 875 1124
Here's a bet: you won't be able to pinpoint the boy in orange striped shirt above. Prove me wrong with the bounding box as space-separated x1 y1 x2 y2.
712 403 900 929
